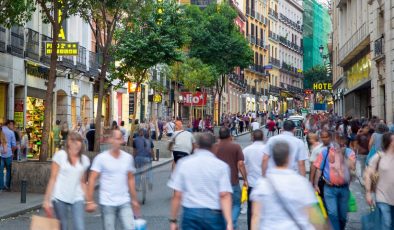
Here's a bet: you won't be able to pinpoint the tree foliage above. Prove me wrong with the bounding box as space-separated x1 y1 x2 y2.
168 57 217 92
187 3 253 76
113 0 189 86
303 65 331 89
0 0 34 27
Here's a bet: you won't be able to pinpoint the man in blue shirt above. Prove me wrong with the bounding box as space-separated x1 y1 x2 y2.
1 120 16 190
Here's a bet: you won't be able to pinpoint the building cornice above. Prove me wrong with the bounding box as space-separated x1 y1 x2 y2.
286 0 303 12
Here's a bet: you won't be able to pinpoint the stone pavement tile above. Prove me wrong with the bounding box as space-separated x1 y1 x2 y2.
0 192 43 220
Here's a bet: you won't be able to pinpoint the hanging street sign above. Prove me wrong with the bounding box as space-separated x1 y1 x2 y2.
45 42 79 56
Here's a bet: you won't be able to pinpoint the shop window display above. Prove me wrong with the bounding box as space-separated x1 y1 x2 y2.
26 97 45 159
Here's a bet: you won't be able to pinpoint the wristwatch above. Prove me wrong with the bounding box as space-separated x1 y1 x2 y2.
168 218 177 223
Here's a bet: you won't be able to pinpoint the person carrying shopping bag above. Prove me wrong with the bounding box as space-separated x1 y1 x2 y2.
43 132 90 230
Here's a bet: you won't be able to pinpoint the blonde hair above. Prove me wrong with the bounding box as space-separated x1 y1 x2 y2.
0 130 7 146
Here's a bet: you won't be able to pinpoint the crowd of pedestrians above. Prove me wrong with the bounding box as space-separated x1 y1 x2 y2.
2 110 392 230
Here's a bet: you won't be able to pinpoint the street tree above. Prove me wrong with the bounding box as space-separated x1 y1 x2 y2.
79 0 151 151
35 0 84 161
303 65 330 89
0 0 34 27
187 3 253 122
113 0 189 120
167 58 216 120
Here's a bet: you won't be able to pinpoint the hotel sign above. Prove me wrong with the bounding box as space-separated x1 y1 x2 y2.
45 42 79 56
313 83 332 91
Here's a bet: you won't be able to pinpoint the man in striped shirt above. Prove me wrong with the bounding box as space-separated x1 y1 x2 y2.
168 132 233 230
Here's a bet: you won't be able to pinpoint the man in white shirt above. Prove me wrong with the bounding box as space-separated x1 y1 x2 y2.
262 120 308 176
251 119 260 131
165 119 175 137
168 132 233 230
86 130 140 230
170 121 196 164
243 129 265 230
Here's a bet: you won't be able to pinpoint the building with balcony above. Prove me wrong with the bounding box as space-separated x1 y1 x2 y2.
278 0 304 112
331 0 390 120
243 0 270 112
302 0 332 72
0 6 99 159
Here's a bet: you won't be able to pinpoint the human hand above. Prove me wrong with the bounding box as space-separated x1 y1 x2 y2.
366 192 374 207
85 201 97 213
132 200 141 217
226 222 234 230
170 222 178 230
43 200 54 218
243 180 248 188
314 185 320 194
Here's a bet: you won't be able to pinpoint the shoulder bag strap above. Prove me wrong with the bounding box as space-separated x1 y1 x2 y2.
320 147 330 171
266 177 304 230
172 131 185 142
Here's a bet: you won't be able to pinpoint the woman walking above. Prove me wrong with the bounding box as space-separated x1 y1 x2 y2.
43 132 90 230
364 132 394 230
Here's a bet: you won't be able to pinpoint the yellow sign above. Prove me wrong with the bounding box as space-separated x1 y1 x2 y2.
153 94 162 103
45 42 79 56
58 0 66 40
14 112 24 128
313 83 332 91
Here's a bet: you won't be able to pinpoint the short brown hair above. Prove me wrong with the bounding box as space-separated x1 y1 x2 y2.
381 132 393 152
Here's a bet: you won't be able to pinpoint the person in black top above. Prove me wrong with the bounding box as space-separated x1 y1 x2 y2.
86 124 96 151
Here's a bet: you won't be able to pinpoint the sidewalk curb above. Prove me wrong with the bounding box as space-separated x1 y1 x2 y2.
0 204 43 220
0 159 173 220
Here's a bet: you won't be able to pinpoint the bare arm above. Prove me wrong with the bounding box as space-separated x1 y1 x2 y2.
309 163 317 184
220 192 233 230
368 135 374 151
314 169 322 193
262 155 269 177
80 172 88 198
251 201 261 230
170 190 182 230
128 172 140 216
238 161 248 187
298 160 306 177
43 162 60 217
86 171 99 202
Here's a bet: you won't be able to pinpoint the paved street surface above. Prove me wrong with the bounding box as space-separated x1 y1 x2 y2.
0 130 368 229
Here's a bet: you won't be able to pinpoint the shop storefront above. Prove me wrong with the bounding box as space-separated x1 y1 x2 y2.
344 53 371 118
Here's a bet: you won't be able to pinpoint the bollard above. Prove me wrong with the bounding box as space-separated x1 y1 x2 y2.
155 148 160 161
21 180 27 203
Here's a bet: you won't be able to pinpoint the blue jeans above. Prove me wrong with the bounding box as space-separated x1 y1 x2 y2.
182 207 225 230
232 184 241 229
135 156 153 188
324 185 350 230
377 202 394 230
53 199 85 230
0 157 12 189
101 203 135 230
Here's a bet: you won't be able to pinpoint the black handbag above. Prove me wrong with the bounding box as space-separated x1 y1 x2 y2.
317 147 330 198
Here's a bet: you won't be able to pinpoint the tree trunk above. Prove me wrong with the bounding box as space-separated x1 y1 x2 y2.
93 58 108 152
133 82 140 120
39 24 59 161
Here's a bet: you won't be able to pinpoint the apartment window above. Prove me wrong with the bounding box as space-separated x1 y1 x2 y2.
246 21 249 35
251 23 254 36
260 54 263 65
255 52 258 64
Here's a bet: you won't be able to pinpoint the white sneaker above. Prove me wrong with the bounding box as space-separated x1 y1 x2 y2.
240 203 247 214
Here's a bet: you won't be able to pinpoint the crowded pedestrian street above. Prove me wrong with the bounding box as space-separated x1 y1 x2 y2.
0 129 370 229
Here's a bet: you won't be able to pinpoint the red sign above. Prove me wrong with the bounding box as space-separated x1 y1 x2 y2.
181 92 207 106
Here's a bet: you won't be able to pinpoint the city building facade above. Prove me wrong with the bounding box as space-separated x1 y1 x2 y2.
278 0 304 112
0 7 97 158
331 0 390 120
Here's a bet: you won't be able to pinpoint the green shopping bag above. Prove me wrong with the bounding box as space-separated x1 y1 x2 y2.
348 192 358 212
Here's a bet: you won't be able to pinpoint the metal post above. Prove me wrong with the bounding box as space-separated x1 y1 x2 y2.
155 148 159 161
21 180 27 203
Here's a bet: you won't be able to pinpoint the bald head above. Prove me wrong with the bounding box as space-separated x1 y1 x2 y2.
252 130 263 141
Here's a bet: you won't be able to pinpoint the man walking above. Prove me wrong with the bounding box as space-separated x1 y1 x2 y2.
170 120 195 165
313 133 356 230
168 132 233 230
242 129 265 230
262 120 308 176
1 120 16 191
214 127 247 229
86 129 140 230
